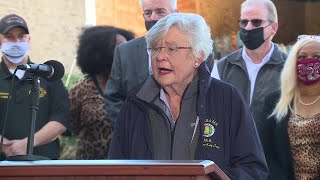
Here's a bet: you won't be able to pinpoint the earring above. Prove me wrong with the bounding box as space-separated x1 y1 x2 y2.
195 62 199 66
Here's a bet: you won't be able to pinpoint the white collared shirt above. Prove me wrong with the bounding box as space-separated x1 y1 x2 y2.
243 43 274 104
9 69 25 79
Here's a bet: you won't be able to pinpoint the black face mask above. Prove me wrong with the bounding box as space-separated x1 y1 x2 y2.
145 20 158 31
239 27 265 50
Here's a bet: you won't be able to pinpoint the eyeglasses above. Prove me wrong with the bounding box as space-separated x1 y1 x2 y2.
238 19 269 28
297 34 320 41
147 45 192 57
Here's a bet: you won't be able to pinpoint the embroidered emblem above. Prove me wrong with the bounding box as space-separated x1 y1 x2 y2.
202 118 220 149
203 123 215 137
39 88 47 98
28 87 47 98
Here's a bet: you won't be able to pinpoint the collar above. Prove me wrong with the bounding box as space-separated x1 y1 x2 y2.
129 62 212 123
0 60 13 80
228 43 285 66
0 57 33 80
136 68 204 103
136 76 160 103
242 43 274 65
159 74 199 103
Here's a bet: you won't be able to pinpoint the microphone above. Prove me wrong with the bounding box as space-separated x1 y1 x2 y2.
17 60 65 81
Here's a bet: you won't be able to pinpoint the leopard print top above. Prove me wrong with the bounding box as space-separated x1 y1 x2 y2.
288 113 320 180
69 75 112 159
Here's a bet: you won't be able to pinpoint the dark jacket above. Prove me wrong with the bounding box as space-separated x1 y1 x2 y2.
104 37 149 125
109 63 269 180
259 92 295 180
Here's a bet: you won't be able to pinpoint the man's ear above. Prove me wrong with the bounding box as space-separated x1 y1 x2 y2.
27 36 31 42
271 22 278 36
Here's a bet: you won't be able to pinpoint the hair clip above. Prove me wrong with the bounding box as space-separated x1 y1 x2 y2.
297 34 320 41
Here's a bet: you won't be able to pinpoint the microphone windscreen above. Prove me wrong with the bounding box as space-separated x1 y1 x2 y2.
44 60 65 81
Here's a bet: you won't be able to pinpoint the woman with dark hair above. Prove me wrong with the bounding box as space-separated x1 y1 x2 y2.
69 26 134 159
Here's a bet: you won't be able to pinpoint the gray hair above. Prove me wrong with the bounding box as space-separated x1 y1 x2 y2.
139 0 177 11
241 0 278 23
145 13 213 61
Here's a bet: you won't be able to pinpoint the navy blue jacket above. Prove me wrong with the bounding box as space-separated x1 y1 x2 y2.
259 92 295 180
109 63 268 180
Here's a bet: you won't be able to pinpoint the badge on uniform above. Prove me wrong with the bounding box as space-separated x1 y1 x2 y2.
202 118 220 149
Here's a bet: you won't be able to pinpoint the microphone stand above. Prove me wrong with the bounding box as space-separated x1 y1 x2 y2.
6 76 49 161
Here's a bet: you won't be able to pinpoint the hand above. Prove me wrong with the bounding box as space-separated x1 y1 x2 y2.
2 137 11 145
1 137 11 157
3 138 28 156
2 140 13 156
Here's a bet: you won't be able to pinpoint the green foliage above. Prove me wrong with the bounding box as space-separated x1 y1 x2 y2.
59 134 79 160
62 73 83 90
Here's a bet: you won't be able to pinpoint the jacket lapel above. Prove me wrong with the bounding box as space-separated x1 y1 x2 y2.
135 37 149 80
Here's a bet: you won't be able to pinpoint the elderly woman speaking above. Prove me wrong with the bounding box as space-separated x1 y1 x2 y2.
109 13 268 180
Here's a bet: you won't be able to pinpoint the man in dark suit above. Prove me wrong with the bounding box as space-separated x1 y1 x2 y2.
104 0 178 125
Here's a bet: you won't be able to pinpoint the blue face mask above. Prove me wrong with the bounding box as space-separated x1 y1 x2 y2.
1 42 29 64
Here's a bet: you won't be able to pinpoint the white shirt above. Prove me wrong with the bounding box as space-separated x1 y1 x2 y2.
9 69 25 79
242 43 274 104
210 60 220 79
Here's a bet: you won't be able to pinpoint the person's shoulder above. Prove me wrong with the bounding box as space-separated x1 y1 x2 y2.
266 91 281 104
69 75 91 93
126 79 146 98
210 77 237 93
206 77 245 105
0 61 8 77
117 36 145 50
217 49 242 65
273 44 288 62
44 78 67 90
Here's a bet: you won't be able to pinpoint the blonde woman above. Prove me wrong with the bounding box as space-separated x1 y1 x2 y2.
260 36 320 179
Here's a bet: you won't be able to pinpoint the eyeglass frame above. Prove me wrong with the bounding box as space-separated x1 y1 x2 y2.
147 45 192 57
238 19 270 28
297 34 320 41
